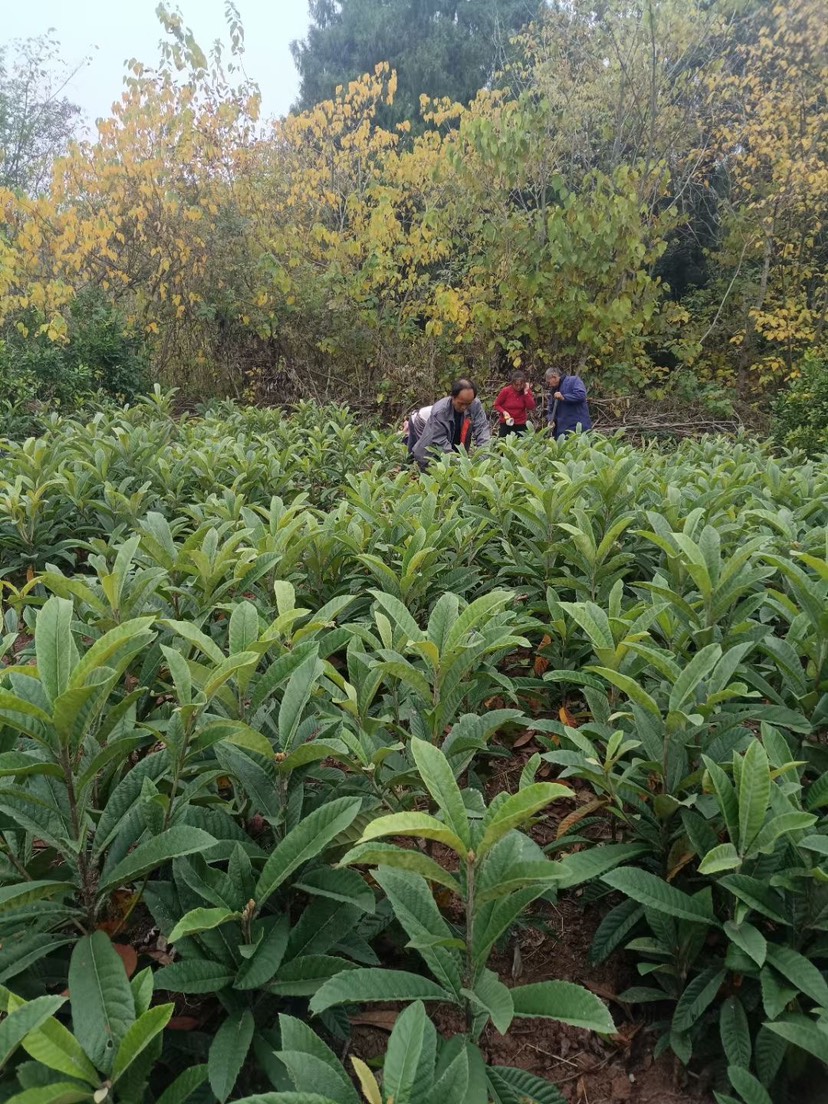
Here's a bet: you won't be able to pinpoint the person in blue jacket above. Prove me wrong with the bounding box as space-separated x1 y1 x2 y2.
545 368 592 439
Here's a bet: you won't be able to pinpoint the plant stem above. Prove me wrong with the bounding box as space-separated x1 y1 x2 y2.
61 747 96 928
1 834 33 881
165 714 195 830
464 850 476 1034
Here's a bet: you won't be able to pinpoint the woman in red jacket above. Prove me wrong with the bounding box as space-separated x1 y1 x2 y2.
493 371 536 436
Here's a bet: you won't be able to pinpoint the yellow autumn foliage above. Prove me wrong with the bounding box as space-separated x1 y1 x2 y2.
1 0 825 403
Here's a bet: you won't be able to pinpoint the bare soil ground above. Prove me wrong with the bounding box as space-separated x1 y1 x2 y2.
350 891 709 1103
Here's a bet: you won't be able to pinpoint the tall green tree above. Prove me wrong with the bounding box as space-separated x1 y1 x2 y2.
0 33 84 195
291 0 546 128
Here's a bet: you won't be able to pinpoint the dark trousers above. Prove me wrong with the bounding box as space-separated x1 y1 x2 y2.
498 423 528 437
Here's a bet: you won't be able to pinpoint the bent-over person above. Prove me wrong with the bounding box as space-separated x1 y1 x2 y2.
410 379 491 469
403 404 433 455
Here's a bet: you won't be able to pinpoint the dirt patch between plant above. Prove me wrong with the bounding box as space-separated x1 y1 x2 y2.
351 894 711 1103
483 895 708 1103
351 735 711 1101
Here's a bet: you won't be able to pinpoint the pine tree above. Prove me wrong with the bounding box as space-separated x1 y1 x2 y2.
290 0 545 128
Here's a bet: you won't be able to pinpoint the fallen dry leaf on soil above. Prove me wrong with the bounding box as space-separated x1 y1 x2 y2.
350 1010 398 1032
112 943 138 977
556 798 607 840
533 635 552 676
559 705 579 727
512 729 537 748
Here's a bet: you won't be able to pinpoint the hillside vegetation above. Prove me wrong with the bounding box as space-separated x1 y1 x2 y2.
0 0 826 414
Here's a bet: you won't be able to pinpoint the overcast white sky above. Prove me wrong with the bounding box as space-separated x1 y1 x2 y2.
3 0 310 130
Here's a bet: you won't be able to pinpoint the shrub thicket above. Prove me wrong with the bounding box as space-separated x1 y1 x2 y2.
773 354 828 457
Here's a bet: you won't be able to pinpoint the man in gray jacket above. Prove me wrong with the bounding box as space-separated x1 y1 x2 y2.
410 378 491 470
